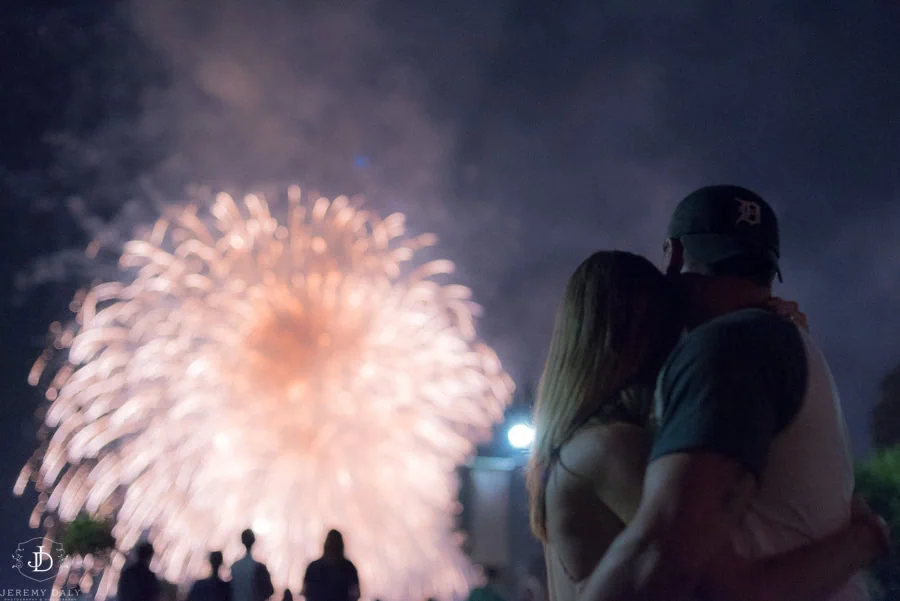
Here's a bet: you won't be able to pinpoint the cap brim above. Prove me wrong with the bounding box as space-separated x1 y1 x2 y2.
680 233 782 282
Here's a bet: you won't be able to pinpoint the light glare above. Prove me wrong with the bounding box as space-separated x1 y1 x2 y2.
507 423 535 449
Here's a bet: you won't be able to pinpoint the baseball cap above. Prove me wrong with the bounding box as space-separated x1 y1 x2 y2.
667 185 782 281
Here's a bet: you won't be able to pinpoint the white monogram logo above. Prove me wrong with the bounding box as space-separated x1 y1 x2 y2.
11 538 66 582
28 547 54 573
735 198 762 226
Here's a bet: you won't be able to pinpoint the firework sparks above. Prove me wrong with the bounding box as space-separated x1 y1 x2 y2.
16 187 513 601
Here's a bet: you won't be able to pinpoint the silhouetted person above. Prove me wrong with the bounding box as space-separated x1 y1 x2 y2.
465 568 504 601
302 530 360 601
231 529 275 601
118 542 162 601
188 551 232 601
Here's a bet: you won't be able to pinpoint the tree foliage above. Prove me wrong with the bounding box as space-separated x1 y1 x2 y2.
872 364 900 450
60 513 116 558
855 446 900 600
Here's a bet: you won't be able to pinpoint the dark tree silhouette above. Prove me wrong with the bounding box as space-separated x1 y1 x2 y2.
872 364 900 450
856 447 900 600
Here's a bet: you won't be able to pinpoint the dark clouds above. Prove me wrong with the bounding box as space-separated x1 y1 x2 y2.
4 0 900 468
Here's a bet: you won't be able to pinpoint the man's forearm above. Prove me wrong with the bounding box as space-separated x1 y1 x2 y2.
580 453 758 601
577 530 701 601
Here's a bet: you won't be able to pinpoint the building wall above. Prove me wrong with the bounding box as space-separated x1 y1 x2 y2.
458 458 545 601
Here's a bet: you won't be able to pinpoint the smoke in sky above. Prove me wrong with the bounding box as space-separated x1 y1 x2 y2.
8 0 900 455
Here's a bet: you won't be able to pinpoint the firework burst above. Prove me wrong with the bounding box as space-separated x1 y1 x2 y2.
16 187 513 601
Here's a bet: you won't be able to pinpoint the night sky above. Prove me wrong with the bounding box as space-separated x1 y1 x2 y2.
2 0 899 568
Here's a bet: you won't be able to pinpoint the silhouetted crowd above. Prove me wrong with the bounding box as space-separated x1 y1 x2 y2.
117 529 359 601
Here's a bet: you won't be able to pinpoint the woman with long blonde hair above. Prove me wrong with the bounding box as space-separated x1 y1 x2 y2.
527 251 886 601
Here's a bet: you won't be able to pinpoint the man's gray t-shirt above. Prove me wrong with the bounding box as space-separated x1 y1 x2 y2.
651 308 866 601
650 308 806 474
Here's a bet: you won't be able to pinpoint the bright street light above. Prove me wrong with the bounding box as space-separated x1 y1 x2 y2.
507 423 535 450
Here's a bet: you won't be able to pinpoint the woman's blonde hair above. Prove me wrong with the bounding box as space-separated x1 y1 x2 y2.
526 251 680 542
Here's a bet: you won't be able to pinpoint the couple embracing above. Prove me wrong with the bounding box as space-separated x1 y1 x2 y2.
528 185 888 601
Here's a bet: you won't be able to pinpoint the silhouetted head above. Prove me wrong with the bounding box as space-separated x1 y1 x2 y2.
241 529 256 550
136 541 154 566
484 567 499 584
209 551 224 573
282 590 294 601
526 251 682 542
323 529 344 560
663 185 780 288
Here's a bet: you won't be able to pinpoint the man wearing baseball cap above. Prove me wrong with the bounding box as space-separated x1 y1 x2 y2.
667 184 782 282
579 185 881 600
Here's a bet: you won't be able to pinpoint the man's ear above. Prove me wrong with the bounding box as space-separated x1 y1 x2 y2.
663 237 684 277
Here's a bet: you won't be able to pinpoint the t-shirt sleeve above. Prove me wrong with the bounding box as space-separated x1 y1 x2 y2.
649 311 807 478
